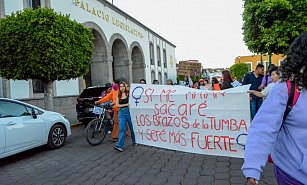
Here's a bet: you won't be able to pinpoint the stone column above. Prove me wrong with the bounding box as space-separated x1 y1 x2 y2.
91 60 103 86
29 79 34 98
107 53 114 83
3 79 11 98
53 81 57 96
128 60 133 84
104 60 113 84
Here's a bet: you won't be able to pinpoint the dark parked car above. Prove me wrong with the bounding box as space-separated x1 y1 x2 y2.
76 86 108 124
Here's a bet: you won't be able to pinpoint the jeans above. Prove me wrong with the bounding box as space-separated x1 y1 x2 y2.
116 107 136 148
250 96 263 120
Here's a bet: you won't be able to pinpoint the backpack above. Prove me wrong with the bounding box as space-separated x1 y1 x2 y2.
265 74 269 87
268 80 300 164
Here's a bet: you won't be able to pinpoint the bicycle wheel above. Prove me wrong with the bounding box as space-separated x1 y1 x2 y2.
85 118 106 146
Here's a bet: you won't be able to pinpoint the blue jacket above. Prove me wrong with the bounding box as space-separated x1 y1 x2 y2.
242 82 307 183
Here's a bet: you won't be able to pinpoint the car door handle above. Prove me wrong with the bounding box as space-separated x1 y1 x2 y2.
6 122 16 125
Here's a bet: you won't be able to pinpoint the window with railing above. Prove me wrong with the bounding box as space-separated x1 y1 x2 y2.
246 62 252 72
157 46 161 67
163 49 167 68
151 71 155 83
32 79 44 94
29 0 41 9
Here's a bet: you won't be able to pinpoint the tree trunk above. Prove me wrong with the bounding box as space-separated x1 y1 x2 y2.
43 81 54 111
268 54 272 66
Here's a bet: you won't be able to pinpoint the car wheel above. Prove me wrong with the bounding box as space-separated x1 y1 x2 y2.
48 124 67 149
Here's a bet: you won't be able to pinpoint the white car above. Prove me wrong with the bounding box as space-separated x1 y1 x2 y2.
0 98 71 159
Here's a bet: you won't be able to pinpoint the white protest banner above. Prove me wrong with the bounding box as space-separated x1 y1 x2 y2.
129 84 251 158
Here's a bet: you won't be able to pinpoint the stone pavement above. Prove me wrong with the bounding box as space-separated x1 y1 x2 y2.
0 126 277 185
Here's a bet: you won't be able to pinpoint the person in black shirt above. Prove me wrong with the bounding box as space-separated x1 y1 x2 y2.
243 64 264 120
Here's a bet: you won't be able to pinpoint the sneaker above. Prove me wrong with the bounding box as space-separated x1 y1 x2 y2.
108 138 118 142
107 131 112 134
132 143 138 146
114 146 123 152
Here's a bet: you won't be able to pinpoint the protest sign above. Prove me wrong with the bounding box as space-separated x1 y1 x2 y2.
177 62 202 76
129 84 250 158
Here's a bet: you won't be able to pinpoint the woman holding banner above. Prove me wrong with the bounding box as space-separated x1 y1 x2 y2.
242 32 307 185
114 81 136 152
212 77 221 91
221 70 233 90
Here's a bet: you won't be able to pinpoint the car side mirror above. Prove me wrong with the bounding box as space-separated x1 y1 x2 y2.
31 108 38 119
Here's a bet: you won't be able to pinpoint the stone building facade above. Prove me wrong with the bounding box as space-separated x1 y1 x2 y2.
0 0 177 123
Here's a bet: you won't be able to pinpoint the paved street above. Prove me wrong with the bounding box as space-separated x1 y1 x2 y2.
0 126 277 185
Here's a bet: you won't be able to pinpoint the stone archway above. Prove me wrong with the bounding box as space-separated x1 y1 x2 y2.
83 22 110 88
109 34 131 83
131 42 145 83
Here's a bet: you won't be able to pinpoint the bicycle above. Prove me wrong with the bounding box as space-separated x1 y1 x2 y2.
85 102 113 146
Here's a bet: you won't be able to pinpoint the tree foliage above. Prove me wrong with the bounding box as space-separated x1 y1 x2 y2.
230 63 249 80
0 8 93 82
0 8 93 110
242 0 307 54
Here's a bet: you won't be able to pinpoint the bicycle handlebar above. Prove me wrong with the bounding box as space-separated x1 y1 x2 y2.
91 103 113 110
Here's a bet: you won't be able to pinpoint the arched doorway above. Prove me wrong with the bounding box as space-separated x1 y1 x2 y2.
111 39 130 83
131 43 145 83
83 22 109 88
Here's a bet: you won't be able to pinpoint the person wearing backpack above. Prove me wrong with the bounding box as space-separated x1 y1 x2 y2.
259 64 276 90
242 32 307 185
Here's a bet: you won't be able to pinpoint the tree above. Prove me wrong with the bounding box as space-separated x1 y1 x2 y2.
0 8 93 110
230 63 249 81
242 0 307 56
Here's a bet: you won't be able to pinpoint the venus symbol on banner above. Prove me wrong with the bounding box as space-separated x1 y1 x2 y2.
131 86 144 106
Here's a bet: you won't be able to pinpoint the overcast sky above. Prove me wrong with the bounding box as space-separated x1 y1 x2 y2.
112 0 252 68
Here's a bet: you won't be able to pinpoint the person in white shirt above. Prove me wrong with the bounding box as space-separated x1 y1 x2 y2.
248 66 280 98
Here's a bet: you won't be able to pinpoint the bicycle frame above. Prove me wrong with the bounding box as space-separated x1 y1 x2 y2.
92 103 113 132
